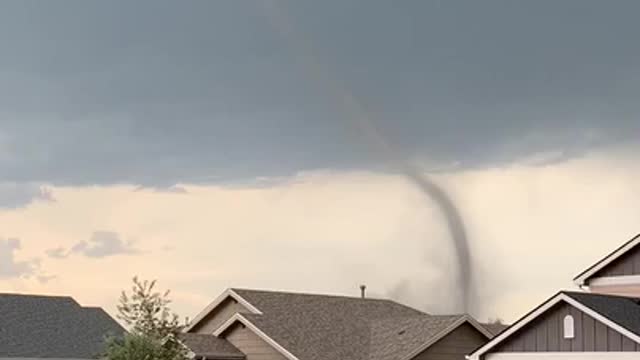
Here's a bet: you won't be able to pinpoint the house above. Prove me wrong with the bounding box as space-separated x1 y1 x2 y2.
0 293 126 359
468 233 640 360
181 288 495 360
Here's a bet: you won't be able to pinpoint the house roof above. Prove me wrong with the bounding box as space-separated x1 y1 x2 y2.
0 293 126 359
468 291 640 360
179 333 245 360
564 291 640 337
574 233 640 286
210 288 491 360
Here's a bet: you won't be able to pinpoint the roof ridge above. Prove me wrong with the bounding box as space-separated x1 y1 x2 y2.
231 287 390 301
562 290 640 301
0 292 78 302
0 292 83 308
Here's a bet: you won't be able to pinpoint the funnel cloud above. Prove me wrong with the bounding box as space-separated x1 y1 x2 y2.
262 1 473 312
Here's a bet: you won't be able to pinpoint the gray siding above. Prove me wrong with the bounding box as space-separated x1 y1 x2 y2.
191 298 249 334
492 301 640 355
413 323 489 360
592 244 640 279
223 323 288 360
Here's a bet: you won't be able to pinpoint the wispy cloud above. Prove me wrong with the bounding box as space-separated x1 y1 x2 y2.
0 238 39 279
48 231 141 259
45 247 68 259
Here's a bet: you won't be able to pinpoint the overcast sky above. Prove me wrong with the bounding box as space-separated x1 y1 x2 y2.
1 0 640 322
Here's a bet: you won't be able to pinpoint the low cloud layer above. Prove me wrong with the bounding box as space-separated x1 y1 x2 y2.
0 183 54 209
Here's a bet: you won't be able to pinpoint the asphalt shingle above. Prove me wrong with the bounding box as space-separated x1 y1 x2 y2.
0 293 126 359
228 288 480 360
564 291 640 337
369 315 463 360
179 333 245 359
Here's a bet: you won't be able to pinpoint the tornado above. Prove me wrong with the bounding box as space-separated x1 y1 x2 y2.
261 1 473 312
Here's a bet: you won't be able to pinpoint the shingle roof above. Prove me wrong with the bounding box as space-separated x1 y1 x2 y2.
563 291 640 337
369 315 463 360
224 288 483 360
0 293 126 359
179 333 245 360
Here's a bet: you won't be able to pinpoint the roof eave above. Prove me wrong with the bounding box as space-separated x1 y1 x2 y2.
573 233 640 286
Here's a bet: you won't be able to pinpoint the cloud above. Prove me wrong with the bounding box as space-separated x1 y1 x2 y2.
134 185 189 194
45 247 69 259
0 2 640 189
37 274 57 284
2 144 640 322
70 231 140 258
0 238 38 279
0 183 55 209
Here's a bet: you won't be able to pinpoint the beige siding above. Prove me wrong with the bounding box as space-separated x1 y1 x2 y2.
191 298 249 334
491 302 640 356
592 244 640 278
223 323 288 360
412 323 489 360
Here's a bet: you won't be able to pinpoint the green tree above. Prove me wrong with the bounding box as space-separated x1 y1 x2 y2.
105 277 188 360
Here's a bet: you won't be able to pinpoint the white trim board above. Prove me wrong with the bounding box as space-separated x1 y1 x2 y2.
486 353 640 360
400 315 494 360
467 292 640 360
183 288 262 332
574 234 640 286
213 313 300 360
587 274 640 287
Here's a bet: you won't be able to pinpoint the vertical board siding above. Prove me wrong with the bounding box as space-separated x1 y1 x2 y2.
594 244 640 277
582 315 595 351
570 306 583 351
191 298 249 334
493 302 640 354
413 323 489 360
224 323 288 360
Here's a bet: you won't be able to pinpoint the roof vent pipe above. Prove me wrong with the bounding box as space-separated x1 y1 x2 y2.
360 285 366 299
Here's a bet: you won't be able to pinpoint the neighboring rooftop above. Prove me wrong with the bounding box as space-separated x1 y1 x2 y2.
206 288 492 360
369 314 466 360
480 322 509 337
0 293 126 359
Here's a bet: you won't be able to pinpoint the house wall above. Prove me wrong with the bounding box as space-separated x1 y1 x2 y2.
490 302 640 357
592 245 640 278
223 323 288 360
190 297 249 334
412 322 489 360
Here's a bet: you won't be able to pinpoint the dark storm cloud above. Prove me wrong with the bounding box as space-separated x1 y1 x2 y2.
1 0 639 189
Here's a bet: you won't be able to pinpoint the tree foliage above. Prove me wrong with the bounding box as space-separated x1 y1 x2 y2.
105 277 188 360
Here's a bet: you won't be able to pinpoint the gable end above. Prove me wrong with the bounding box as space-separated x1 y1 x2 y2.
493 301 640 354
